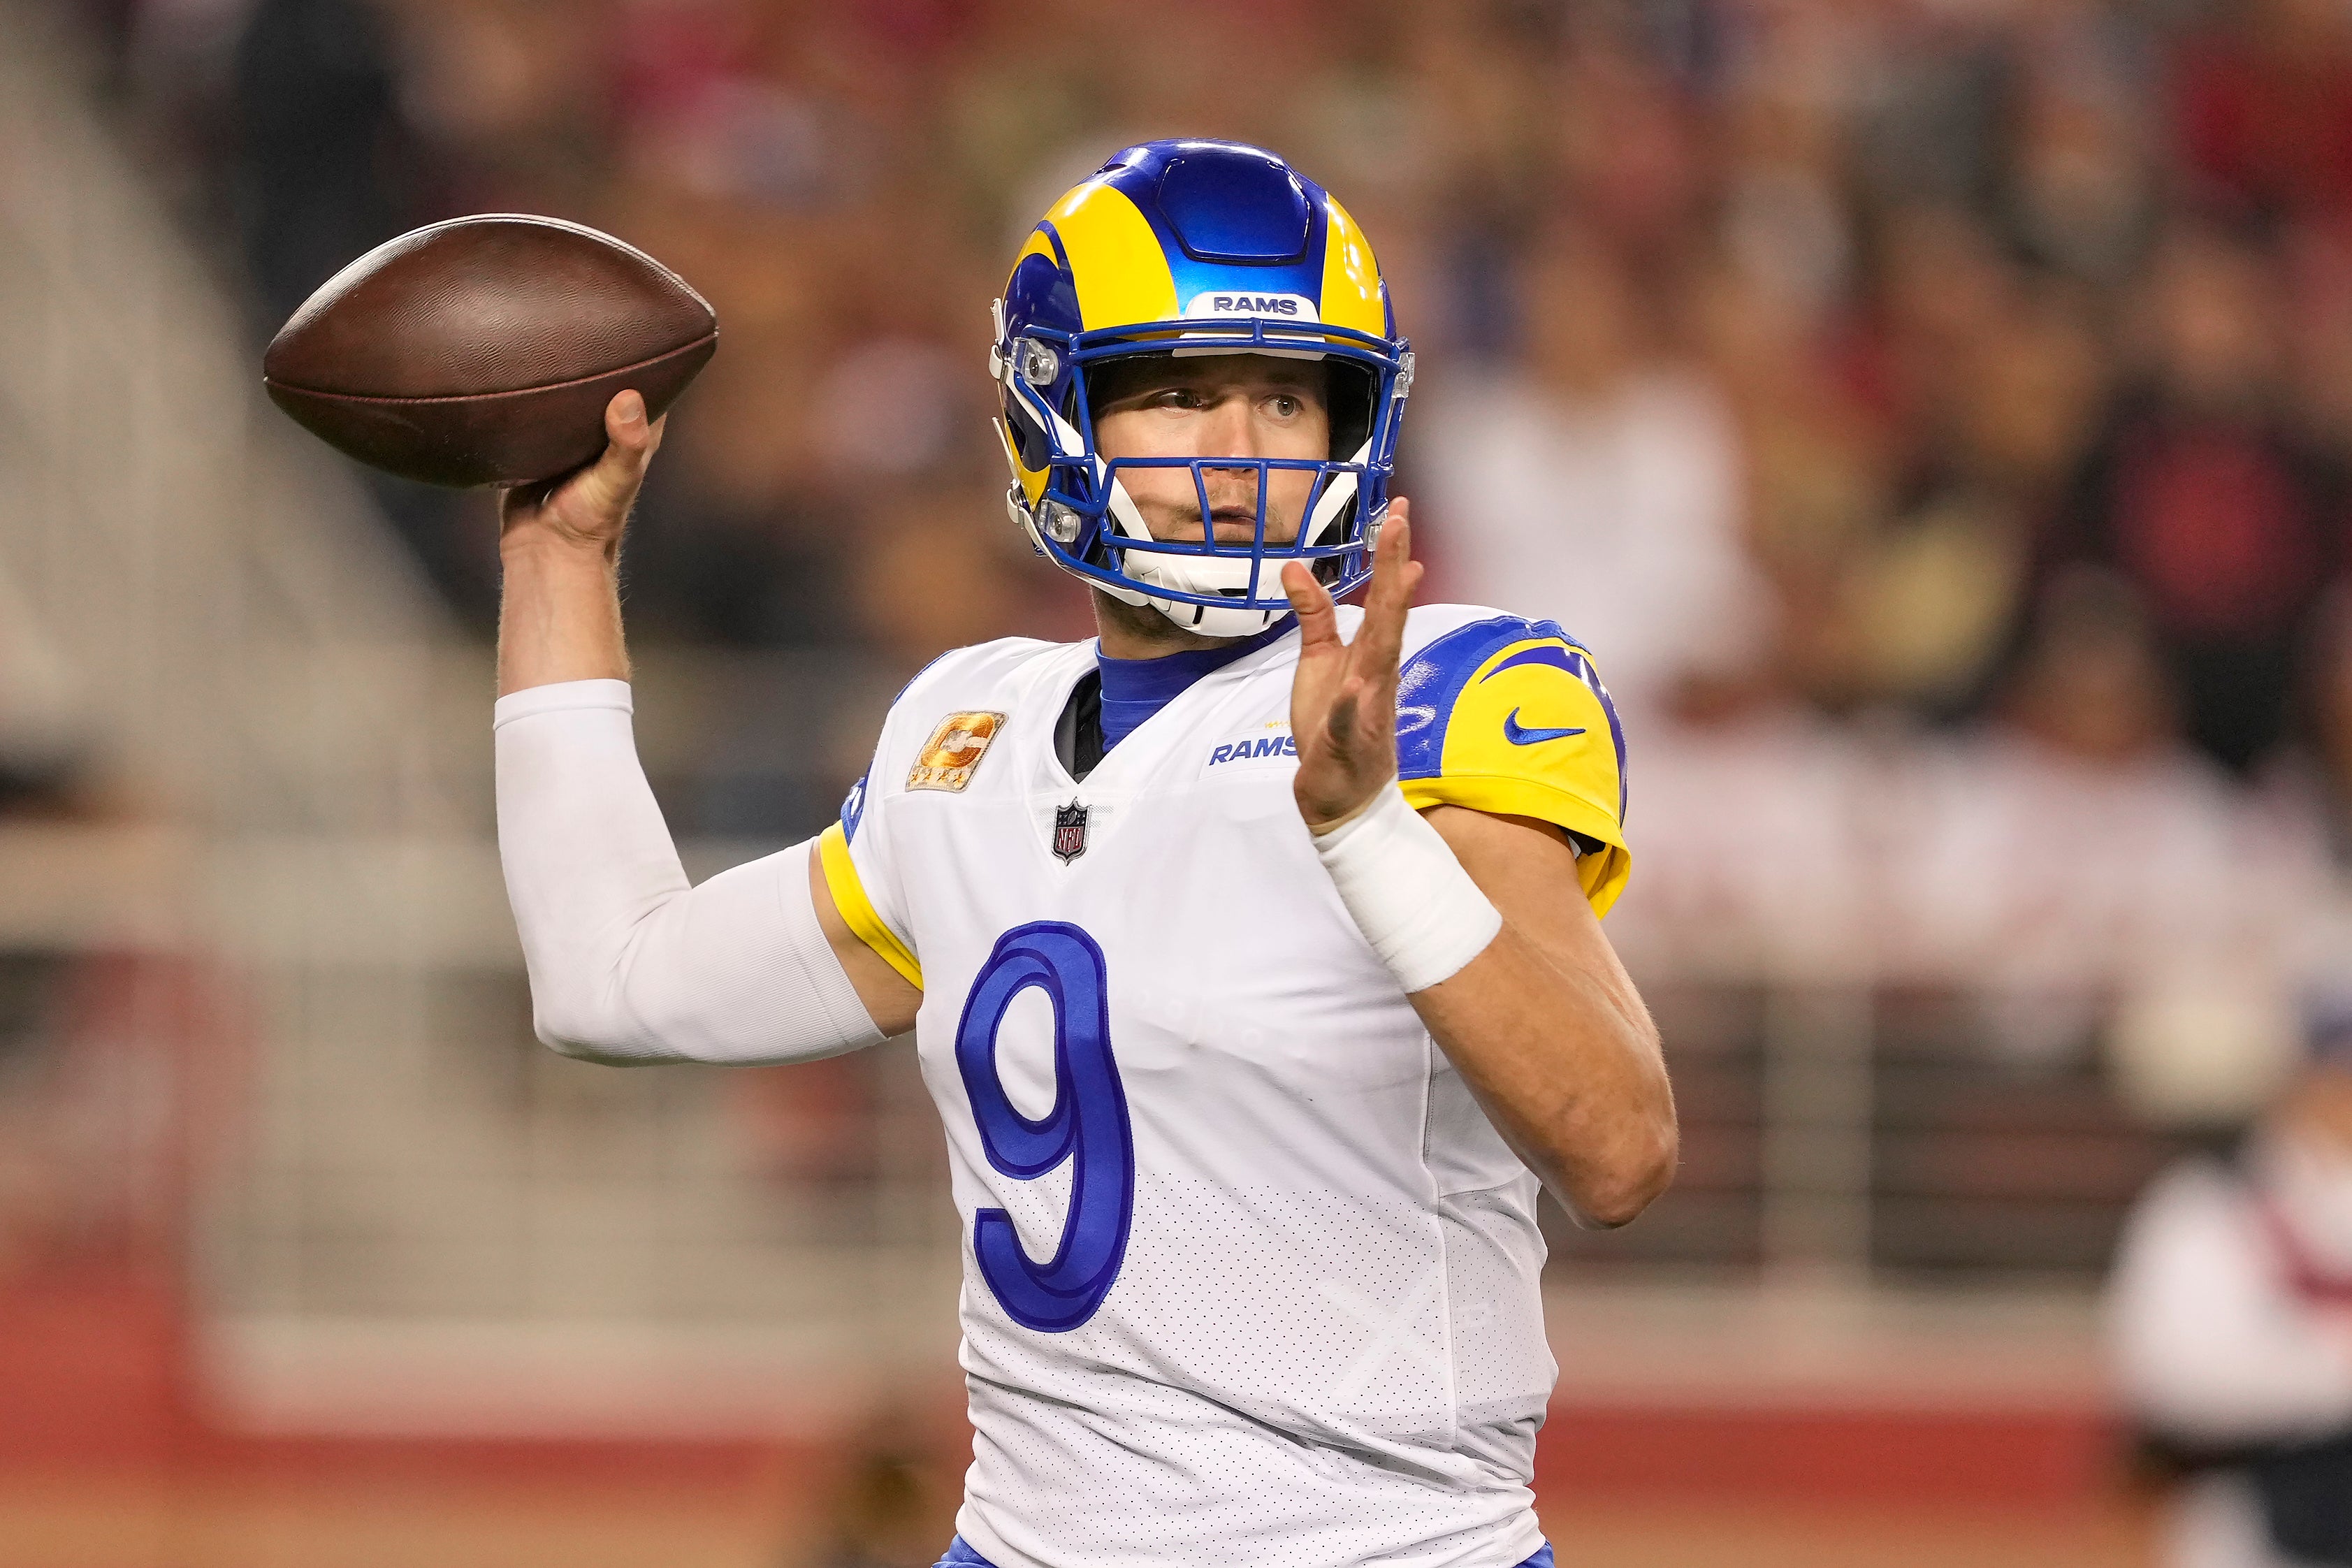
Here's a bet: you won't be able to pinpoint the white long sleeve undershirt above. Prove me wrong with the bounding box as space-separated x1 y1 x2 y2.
493 678 884 1066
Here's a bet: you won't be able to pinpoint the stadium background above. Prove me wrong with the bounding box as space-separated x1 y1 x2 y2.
3 0 2346 1561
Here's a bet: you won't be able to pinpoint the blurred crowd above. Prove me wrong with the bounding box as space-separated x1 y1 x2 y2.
59 8 2304 639
27 3 2349 1129
35 0 2352 1089
52 0 2352 972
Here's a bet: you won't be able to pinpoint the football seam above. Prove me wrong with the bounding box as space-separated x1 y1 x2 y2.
263 332 717 404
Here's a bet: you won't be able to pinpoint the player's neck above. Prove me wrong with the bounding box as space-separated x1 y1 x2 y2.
1089 590 1246 660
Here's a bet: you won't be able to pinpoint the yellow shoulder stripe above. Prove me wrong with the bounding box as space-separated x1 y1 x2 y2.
816 822 922 989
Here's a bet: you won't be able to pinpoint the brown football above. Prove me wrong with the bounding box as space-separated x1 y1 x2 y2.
262 215 717 488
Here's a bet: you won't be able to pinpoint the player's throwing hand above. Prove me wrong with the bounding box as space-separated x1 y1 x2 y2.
498 390 666 560
1282 499 1424 833
492 391 667 695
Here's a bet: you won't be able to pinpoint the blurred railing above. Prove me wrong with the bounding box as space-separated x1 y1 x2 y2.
1548 980 2185 1288
0 0 471 1297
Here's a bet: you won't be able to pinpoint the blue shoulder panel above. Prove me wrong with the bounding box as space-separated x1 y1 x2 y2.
1395 614 1627 820
1397 616 1574 778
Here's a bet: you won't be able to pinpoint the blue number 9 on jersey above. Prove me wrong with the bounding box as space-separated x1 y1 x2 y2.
954 922 1134 1332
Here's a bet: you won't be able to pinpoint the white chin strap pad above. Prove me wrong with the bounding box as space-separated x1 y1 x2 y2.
1302 440 1370 547
1094 447 1372 641
1100 477 1284 639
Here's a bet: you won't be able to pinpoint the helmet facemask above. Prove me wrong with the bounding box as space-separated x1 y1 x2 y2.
994 315 1409 639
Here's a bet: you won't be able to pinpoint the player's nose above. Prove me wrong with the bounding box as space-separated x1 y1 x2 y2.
1196 405 1267 503
1193 393 1263 461
1198 465 1266 518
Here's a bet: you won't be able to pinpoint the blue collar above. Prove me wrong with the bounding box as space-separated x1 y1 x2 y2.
1096 617 1295 753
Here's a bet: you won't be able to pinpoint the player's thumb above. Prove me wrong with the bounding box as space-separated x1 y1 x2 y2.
574 391 657 516
607 390 660 463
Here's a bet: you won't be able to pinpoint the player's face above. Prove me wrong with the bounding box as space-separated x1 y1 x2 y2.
1090 355 1331 546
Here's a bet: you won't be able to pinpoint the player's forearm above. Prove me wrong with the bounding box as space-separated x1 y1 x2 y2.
1413 804 1675 1226
1411 922 1675 1227
497 532 630 696
494 393 660 695
1308 790 1673 1220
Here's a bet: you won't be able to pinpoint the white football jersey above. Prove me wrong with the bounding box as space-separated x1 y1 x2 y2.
817 604 1630 1568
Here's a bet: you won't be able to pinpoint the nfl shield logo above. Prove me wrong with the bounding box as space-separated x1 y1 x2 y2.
1052 800 1089 864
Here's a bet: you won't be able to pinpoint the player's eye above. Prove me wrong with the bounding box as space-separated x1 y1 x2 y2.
1266 394 1301 418
1151 387 1204 410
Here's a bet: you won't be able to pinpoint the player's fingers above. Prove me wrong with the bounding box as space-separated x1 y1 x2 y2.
1283 559 1342 655
1373 562 1425 691
1282 559 1348 735
1368 509 1412 603
606 393 663 479
1350 513 1416 679
497 398 654 539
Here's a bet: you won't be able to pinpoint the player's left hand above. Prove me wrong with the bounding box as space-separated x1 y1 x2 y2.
1282 498 1423 833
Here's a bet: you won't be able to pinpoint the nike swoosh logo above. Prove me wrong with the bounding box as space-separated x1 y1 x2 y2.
1503 709 1585 746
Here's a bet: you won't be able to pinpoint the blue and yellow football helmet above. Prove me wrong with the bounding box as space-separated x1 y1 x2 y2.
990 140 1413 638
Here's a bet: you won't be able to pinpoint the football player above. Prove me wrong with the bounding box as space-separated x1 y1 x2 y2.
494 140 1674 1568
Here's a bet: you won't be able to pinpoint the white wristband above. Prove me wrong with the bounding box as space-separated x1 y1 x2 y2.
1312 785 1502 994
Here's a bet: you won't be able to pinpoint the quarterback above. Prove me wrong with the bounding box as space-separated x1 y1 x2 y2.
493 140 1675 1568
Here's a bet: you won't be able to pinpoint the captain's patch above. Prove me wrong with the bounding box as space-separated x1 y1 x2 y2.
908 711 1006 792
